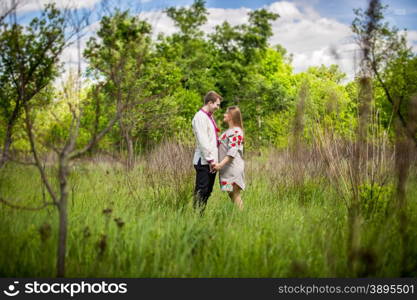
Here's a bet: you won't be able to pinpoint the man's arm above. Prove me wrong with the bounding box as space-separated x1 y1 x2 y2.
192 114 216 164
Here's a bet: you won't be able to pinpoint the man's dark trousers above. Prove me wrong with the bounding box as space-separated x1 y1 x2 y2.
193 158 216 211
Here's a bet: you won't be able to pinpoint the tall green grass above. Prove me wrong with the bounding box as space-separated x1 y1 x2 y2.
0 150 416 277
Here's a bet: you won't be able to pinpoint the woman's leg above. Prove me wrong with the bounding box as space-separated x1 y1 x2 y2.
228 184 243 210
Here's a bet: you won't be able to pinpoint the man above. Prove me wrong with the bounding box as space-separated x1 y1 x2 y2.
192 91 222 211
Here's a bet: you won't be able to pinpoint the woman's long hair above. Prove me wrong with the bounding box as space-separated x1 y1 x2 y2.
227 106 244 131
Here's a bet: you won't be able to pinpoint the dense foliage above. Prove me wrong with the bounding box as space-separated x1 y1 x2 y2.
3 0 415 156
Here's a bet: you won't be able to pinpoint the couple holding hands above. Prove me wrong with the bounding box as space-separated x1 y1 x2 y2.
192 91 245 211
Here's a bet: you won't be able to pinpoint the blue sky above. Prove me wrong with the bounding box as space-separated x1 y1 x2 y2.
15 0 417 31
137 0 417 31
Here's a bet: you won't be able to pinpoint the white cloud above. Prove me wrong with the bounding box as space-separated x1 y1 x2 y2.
202 7 251 32
139 10 177 37
406 30 417 53
268 1 303 20
19 0 101 12
408 31 417 41
263 1 358 78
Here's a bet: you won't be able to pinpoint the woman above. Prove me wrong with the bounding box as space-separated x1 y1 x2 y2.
213 106 245 210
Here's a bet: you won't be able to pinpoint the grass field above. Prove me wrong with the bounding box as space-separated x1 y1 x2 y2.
1 144 416 277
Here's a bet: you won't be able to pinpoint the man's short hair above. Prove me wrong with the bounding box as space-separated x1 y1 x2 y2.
204 91 222 104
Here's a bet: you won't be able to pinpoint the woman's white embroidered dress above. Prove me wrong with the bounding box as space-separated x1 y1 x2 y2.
218 127 245 192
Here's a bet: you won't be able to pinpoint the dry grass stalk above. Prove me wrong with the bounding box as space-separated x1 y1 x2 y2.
291 79 308 192
142 140 194 205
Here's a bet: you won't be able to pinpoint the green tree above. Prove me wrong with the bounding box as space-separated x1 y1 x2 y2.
158 0 215 94
238 47 295 147
165 0 208 39
83 10 178 167
209 9 279 102
352 0 417 145
297 65 355 140
0 4 66 167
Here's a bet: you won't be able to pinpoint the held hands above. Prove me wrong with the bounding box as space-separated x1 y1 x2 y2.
212 162 223 172
209 162 216 173
212 156 231 172
210 157 231 173
209 162 217 173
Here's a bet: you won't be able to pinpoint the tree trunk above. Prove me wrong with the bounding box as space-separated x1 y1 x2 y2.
119 119 134 170
0 103 20 168
395 102 414 275
57 156 69 277
0 123 13 168
348 76 372 275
